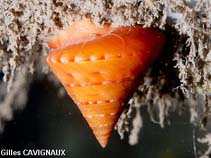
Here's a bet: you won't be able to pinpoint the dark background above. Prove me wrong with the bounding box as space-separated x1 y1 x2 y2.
0 78 206 158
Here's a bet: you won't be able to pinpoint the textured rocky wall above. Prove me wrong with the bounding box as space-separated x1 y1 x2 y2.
0 0 211 155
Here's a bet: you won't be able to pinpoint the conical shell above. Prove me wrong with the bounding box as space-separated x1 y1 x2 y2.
47 26 165 147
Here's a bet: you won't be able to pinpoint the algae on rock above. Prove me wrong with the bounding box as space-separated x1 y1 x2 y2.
0 1 211 154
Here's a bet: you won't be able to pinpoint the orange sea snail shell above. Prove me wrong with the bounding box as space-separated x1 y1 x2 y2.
47 17 165 148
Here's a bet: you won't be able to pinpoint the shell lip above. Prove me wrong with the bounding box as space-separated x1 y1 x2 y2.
47 17 113 50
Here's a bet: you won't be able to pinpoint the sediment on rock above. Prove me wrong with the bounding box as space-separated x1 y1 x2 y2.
0 1 211 153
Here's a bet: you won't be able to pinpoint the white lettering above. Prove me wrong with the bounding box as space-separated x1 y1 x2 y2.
1 149 21 156
23 149 66 156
